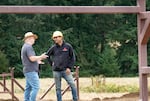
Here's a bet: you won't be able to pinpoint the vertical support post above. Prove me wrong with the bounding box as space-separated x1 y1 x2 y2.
138 45 148 101
11 68 15 100
75 66 80 100
137 0 147 101
3 74 6 92
137 0 146 11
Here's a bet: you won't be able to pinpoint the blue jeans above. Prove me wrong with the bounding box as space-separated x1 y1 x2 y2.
53 71 78 101
24 72 40 101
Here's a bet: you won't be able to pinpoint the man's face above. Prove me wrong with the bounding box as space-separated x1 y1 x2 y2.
53 36 63 44
29 37 36 44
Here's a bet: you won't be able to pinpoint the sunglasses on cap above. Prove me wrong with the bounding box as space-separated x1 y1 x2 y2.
53 36 62 39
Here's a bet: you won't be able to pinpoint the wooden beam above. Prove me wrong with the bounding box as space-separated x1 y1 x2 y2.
137 0 146 11
140 67 150 74
140 18 150 44
140 12 150 19
0 6 140 14
137 0 147 100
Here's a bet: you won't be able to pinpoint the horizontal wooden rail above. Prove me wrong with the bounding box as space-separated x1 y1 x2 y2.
0 6 140 14
0 73 11 77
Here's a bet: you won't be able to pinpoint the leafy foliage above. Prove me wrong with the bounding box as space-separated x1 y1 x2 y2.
0 51 9 73
0 0 148 77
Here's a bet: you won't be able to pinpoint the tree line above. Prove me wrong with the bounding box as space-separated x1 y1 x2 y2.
0 0 150 77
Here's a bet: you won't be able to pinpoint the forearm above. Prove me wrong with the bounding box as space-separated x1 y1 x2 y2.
29 55 43 62
29 53 48 62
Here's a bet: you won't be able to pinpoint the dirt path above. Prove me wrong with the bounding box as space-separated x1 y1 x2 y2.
0 92 144 101
1 77 150 101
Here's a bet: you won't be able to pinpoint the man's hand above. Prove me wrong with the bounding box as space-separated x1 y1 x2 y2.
40 52 48 60
29 52 48 62
37 60 45 64
66 68 71 75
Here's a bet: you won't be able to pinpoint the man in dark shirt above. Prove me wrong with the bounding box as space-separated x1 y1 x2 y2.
21 32 48 101
47 31 78 101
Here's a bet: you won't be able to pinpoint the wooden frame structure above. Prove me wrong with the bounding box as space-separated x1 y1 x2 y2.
0 68 24 101
0 0 149 100
0 67 79 101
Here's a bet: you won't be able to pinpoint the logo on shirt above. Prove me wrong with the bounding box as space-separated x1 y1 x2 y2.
63 47 68 51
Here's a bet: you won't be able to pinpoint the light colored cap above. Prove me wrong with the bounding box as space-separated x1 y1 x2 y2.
23 32 38 41
52 31 63 39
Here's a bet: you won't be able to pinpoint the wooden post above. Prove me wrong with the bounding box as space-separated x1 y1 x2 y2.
3 74 6 92
11 68 15 100
137 0 147 101
75 66 80 100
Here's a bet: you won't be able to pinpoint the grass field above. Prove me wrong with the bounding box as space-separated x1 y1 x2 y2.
0 77 150 101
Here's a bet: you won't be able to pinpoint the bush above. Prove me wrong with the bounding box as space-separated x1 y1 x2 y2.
0 51 9 73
